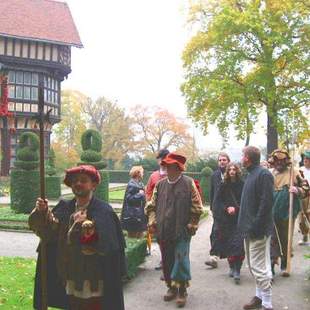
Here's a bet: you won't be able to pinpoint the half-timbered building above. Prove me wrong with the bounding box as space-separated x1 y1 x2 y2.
0 0 82 175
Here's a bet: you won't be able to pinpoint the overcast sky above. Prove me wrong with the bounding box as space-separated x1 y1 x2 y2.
63 0 267 156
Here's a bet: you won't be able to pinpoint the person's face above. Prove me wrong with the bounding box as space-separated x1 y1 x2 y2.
166 163 180 178
241 152 250 168
228 166 237 178
138 170 144 180
71 173 96 197
274 158 287 172
218 156 229 169
304 157 310 168
157 158 162 165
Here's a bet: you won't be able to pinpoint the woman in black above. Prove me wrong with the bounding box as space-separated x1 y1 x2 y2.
121 166 147 238
212 163 245 284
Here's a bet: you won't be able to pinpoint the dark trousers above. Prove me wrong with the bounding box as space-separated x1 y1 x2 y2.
159 240 176 287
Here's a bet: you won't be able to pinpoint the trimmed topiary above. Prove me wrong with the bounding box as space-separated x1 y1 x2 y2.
10 169 40 214
46 148 57 176
200 166 213 204
81 129 102 153
10 132 40 213
46 175 61 199
79 129 109 203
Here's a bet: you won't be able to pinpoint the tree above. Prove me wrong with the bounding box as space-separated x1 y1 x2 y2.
82 96 135 167
131 105 194 156
182 0 310 154
52 90 87 170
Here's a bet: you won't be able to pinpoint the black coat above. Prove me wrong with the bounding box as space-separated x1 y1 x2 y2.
212 180 244 258
238 165 274 239
33 197 126 310
121 178 147 232
209 168 224 211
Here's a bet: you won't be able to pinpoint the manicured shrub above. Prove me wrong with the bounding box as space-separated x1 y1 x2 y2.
81 129 102 152
200 166 213 203
81 150 102 163
10 169 39 214
94 170 109 203
46 175 61 200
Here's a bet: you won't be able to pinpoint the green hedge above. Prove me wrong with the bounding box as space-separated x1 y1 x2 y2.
108 170 202 184
93 170 109 203
46 176 61 200
10 169 40 214
125 237 147 279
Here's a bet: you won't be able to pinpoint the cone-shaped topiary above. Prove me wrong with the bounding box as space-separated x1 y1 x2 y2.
11 132 40 213
200 166 213 204
45 148 61 199
79 129 109 203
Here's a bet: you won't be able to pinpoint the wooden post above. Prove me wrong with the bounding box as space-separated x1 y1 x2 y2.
38 80 48 310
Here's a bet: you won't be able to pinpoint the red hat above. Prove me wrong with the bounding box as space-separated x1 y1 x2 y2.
161 152 186 171
64 165 101 187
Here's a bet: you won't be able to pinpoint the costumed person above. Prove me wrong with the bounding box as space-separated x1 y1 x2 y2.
238 146 274 310
145 149 169 269
298 150 310 245
269 149 309 277
29 165 126 310
212 163 244 284
205 152 230 268
121 165 147 238
145 152 203 308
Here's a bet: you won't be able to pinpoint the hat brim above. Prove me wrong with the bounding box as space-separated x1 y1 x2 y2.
161 158 185 171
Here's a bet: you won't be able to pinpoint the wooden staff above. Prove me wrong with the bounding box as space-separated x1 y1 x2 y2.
286 132 296 274
38 81 48 310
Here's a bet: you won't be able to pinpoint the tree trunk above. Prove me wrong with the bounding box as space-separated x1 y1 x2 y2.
267 111 278 155
245 135 250 146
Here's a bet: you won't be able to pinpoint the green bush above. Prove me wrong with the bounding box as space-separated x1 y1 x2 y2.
93 170 109 203
14 161 39 170
18 132 39 151
125 237 147 279
81 129 102 152
16 147 39 162
46 176 61 200
200 166 213 203
81 150 102 162
46 148 57 176
10 169 40 214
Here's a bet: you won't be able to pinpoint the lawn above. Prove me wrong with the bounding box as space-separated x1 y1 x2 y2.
109 189 125 201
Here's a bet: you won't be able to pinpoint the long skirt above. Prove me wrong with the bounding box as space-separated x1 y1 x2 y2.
159 233 191 288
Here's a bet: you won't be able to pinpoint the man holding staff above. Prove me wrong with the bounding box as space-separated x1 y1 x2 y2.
29 165 126 310
269 149 309 277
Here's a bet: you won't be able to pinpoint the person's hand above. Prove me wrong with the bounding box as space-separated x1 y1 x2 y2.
226 206 236 215
36 198 48 212
289 186 299 194
187 223 198 235
74 210 87 223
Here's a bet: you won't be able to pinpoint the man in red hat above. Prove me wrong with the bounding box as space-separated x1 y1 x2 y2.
29 165 126 310
146 153 203 308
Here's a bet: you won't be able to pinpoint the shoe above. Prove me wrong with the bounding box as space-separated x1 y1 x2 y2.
176 288 187 308
243 296 262 309
205 259 218 268
262 307 273 310
155 262 163 271
163 287 177 302
281 270 290 277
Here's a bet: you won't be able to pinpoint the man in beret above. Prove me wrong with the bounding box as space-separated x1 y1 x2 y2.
29 165 126 310
298 150 310 245
146 152 203 308
269 149 309 277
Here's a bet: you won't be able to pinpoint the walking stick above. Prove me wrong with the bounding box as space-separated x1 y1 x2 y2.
286 131 296 274
38 81 48 310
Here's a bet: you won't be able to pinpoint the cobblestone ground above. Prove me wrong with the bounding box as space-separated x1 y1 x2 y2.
0 215 309 310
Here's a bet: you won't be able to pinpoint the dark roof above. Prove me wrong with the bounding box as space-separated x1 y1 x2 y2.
0 0 83 47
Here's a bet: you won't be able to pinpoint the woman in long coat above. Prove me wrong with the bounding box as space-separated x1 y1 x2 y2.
212 163 245 284
121 166 147 238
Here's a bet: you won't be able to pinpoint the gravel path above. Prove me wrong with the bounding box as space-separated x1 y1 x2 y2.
0 215 309 309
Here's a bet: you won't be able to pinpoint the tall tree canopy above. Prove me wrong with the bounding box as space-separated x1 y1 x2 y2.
182 0 310 154
131 105 194 157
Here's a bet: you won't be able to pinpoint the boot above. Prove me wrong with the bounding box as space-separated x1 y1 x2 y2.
280 259 290 277
176 287 187 308
233 260 242 284
163 287 177 302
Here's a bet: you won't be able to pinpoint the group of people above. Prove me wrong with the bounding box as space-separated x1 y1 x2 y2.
205 147 310 310
28 146 310 310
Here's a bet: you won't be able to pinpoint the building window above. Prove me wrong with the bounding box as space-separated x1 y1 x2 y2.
44 76 59 105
